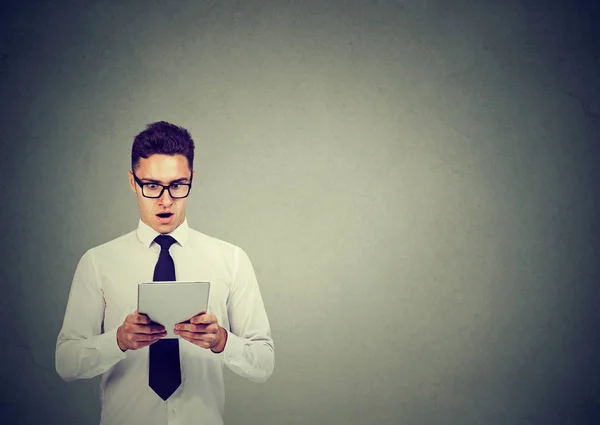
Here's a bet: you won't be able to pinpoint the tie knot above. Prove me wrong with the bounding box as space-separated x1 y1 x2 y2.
154 235 177 250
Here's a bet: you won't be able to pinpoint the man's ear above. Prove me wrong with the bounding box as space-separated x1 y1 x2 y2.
128 170 136 193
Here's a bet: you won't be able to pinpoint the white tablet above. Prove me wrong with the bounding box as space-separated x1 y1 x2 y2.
137 281 210 339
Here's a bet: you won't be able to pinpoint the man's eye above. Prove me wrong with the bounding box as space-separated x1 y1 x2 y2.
171 184 181 189
147 184 159 189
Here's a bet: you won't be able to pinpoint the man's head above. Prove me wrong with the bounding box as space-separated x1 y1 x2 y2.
128 121 195 234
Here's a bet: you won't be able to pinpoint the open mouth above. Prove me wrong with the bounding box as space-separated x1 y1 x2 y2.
157 212 174 219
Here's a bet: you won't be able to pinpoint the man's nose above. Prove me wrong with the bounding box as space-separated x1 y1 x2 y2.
159 188 174 206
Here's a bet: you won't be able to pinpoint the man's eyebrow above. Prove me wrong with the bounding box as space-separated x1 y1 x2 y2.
140 177 191 184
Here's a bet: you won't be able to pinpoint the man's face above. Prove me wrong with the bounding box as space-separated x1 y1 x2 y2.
128 154 195 234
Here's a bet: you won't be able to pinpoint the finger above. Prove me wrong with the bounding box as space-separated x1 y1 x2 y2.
125 312 140 323
175 323 201 332
205 323 219 333
129 313 151 325
132 337 163 350
177 330 217 343
176 330 204 340
144 322 166 333
187 310 206 323
176 322 219 333
124 331 165 350
140 325 167 334
180 334 213 349
133 333 166 343
190 313 216 325
124 323 166 335
147 338 164 347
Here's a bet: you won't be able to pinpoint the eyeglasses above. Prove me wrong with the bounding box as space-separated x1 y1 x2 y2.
132 171 193 199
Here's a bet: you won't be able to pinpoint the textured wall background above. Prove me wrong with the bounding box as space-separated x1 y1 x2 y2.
1 0 599 424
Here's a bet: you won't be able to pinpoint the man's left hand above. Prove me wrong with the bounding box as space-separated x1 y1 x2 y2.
174 312 227 353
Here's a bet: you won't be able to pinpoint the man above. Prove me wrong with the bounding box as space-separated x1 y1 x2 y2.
55 121 274 425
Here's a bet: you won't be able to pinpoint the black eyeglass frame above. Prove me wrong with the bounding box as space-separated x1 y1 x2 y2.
132 171 193 199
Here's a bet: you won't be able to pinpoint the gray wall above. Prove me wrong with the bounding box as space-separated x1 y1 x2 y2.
1 1 599 424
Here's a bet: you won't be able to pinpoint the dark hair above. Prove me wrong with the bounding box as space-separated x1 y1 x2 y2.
131 121 195 171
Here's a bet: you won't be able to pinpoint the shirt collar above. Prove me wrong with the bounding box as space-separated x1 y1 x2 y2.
136 217 190 248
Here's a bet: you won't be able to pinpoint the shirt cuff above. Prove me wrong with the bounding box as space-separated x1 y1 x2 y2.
220 329 246 365
95 328 127 361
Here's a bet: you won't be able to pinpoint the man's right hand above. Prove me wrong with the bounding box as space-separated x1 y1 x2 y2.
117 311 167 352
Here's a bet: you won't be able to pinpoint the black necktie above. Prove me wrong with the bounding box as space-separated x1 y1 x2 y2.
149 235 181 400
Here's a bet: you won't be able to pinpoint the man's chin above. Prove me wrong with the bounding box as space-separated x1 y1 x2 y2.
150 219 178 234
157 223 176 233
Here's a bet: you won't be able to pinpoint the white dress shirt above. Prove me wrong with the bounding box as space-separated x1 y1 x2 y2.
55 218 274 425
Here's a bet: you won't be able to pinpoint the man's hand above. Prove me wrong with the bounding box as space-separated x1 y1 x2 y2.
117 311 167 352
174 312 228 353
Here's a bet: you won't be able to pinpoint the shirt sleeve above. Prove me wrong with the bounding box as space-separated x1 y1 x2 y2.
55 249 126 382
220 247 275 383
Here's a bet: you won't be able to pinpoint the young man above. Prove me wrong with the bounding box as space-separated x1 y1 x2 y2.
55 121 274 425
